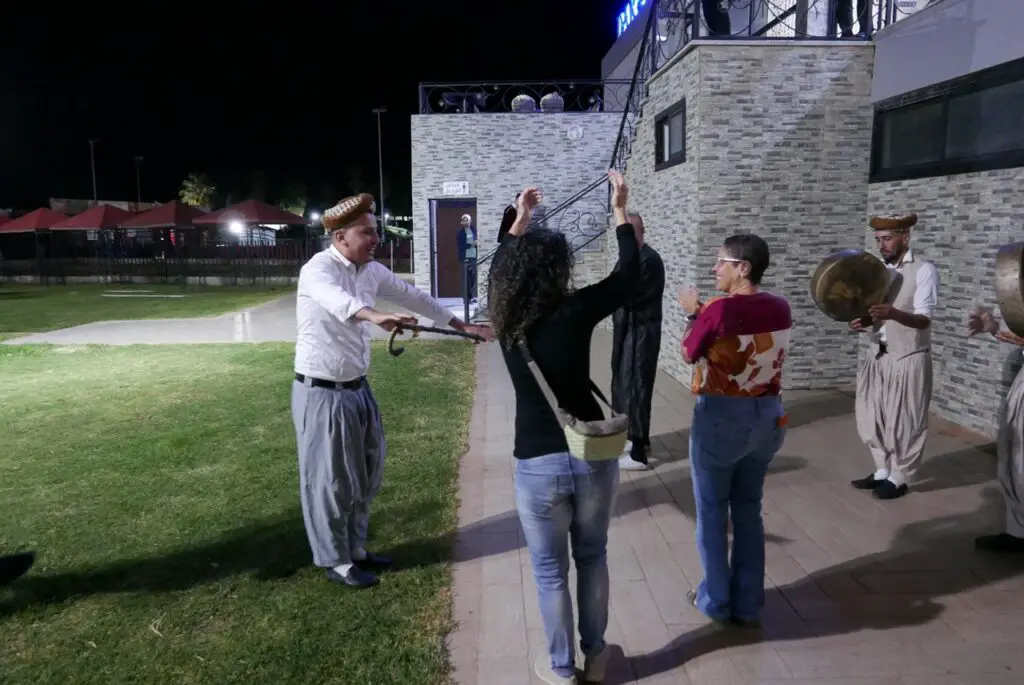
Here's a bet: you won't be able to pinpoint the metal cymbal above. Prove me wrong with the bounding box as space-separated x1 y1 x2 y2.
809 249 891 322
995 242 1024 337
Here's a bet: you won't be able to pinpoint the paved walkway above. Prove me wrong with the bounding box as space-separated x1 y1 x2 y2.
452 331 1024 685
1 294 465 346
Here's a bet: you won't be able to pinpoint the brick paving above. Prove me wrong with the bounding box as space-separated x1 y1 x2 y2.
449 330 1024 685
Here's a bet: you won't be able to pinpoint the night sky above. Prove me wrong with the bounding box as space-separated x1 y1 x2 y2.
0 1 623 214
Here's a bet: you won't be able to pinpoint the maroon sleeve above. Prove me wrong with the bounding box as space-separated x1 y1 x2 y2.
681 300 724 363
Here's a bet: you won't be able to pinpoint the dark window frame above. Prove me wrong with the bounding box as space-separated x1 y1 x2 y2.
870 56 1024 183
654 98 687 171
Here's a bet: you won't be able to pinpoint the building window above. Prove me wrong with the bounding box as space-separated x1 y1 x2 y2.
655 98 686 171
871 56 1024 183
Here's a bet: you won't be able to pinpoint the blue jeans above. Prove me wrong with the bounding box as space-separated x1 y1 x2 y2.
514 451 619 678
689 394 786 622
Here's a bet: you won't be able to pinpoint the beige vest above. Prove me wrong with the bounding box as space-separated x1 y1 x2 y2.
874 258 931 359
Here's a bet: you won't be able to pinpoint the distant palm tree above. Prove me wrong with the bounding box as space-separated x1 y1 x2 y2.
179 172 217 209
278 180 309 217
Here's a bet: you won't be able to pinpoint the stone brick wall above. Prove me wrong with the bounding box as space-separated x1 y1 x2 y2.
867 168 1024 439
409 113 621 298
621 43 876 390
606 47 701 382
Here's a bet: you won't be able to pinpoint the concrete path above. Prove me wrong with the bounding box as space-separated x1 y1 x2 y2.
2 294 469 346
452 330 1024 685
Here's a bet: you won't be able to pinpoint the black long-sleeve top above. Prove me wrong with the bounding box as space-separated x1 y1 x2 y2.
497 223 641 459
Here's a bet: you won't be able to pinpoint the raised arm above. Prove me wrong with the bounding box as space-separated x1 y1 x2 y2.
375 266 496 340
571 170 641 324
301 258 413 330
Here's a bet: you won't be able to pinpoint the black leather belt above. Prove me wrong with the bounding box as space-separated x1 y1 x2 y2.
295 374 365 390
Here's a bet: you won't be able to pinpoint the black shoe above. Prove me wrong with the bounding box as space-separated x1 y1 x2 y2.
975 532 1024 553
325 565 379 588
355 552 392 572
873 480 908 500
0 551 35 586
851 474 883 490
630 447 649 466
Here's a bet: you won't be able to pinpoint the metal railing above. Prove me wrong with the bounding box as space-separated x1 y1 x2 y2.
0 232 414 285
453 0 920 322
418 80 634 114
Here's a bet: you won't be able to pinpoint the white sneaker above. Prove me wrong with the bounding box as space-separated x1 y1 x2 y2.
534 655 578 684
618 455 648 471
583 644 610 682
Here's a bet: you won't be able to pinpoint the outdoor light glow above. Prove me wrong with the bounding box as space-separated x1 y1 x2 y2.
229 221 245 235
310 212 321 222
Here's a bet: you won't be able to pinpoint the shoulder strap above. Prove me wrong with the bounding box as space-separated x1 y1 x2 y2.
516 339 614 423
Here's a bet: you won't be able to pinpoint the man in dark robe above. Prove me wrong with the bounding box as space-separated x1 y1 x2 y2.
610 212 665 470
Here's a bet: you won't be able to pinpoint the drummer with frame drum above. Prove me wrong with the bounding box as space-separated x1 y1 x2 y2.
849 212 940 500
967 298 1024 554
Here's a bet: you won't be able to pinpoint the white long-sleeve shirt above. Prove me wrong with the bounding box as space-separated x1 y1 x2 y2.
294 246 455 382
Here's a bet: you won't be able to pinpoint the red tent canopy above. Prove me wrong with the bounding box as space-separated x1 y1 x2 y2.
192 199 307 226
0 208 70 234
119 200 206 229
51 204 134 231
0 216 9 229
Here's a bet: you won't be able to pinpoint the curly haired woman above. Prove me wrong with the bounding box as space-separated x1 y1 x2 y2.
489 171 641 685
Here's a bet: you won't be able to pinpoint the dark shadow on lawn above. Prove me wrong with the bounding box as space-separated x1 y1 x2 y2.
0 513 312 616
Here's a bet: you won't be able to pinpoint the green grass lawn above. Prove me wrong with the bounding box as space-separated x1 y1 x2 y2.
0 340 475 684
0 284 291 340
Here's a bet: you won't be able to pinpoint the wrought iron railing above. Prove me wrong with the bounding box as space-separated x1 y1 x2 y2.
642 0 921 59
418 80 634 114
461 0 921 322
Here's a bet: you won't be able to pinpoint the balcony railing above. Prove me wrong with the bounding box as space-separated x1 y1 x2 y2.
418 80 634 114
642 0 925 70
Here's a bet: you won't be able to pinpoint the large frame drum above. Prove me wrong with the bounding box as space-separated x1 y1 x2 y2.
810 249 891 322
996 242 1024 337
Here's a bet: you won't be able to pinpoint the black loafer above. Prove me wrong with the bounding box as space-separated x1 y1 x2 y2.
0 551 35 586
851 474 883 490
325 565 379 588
975 533 1024 553
873 480 908 500
355 552 393 571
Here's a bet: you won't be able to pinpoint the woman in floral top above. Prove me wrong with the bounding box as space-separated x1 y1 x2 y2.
677 233 791 628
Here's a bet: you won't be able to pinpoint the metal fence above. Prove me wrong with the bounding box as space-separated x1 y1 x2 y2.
418 80 634 114
0 231 413 285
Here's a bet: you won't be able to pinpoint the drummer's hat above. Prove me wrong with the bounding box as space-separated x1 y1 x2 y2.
323 193 376 233
869 212 918 232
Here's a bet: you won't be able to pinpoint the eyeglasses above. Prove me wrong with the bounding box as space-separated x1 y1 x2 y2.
715 257 745 266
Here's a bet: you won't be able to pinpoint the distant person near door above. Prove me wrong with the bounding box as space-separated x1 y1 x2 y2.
456 214 478 302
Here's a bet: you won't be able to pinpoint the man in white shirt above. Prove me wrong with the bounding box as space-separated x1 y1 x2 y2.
292 193 493 588
850 212 939 500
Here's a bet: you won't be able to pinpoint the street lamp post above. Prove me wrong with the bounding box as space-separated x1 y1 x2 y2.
88 138 99 203
371 107 387 238
134 156 144 206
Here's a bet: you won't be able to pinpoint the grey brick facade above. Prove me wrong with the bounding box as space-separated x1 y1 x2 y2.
409 113 620 296
621 43 877 389
867 169 1024 439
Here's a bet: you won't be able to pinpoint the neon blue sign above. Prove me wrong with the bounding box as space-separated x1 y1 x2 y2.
616 0 649 37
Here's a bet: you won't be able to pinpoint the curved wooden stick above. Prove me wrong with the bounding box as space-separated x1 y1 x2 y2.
388 323 485 357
